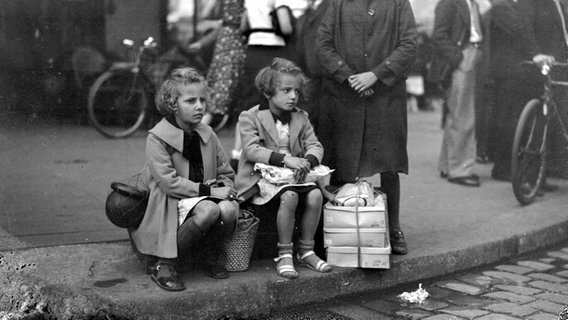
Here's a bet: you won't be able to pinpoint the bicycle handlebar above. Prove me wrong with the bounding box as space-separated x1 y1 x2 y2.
520 61 568 75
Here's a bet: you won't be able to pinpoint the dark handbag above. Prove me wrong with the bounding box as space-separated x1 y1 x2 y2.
105 181 149 228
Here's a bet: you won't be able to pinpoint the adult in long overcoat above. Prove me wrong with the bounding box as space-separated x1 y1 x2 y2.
315 0 417 255
130 119 235 259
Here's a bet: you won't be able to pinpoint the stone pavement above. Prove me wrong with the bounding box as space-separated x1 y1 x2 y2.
269 245 568 319
0 110 567 319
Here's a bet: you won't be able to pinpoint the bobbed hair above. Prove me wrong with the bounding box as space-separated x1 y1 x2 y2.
254 57 308 98
155 67 209 116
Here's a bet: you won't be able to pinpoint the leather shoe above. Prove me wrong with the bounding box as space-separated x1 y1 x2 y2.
476 155 491 164
491 171 511 182
201 261 229 279
448 175 480 187
440 171 448 178
390 231 408 255
541 182 559 192
151 263 185 291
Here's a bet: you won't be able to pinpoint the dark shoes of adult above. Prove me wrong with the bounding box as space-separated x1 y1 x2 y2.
541 182 559 192
151 263 185 291
447 174 480 187
476 155 491 164
390 231 408 255
537 182 560 197
201 260 229 279
491 171 511 182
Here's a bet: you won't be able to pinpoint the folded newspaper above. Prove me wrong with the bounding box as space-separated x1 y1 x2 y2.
254 163 334 185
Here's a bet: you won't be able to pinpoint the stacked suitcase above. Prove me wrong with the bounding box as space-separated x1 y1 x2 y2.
323 191 391 269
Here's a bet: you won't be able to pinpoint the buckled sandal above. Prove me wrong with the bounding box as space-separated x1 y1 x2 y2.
296 251 332 273
274 254 298 279
151 263 185 291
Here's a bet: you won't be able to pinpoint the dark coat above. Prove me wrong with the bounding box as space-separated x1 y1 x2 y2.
130 119 234 259
520 0 568 62
489 0 538 81
315 0 417 181
428 0 473 86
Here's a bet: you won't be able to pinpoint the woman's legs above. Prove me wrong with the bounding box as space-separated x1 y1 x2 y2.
380 172 407 255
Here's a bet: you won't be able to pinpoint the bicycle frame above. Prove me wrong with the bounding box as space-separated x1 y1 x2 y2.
511 62 568 205
542 63 568 137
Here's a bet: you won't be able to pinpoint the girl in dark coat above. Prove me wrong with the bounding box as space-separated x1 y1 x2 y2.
316 0 418 255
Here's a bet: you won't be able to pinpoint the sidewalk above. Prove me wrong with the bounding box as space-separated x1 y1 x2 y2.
1 111 567 320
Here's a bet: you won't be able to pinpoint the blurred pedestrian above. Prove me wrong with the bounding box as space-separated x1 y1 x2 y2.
230 0 296 118
430 0 484 187
316 0 417 255
489 0 568 184
295 0 330 130
130 68 239 291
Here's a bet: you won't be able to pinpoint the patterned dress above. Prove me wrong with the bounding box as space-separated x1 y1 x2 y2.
206 0 248 116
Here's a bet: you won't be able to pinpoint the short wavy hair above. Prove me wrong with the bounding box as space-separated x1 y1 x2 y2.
254 57 308 98
155 67 209 116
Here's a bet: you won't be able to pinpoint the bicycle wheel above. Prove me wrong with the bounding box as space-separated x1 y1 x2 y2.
87 70 149 138
511 98 548 205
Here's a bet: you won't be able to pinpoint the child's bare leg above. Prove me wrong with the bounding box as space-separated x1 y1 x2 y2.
300 188 323 241
178 200 220 255
193 200 221 229
297 189 331 273
277 191 298 244
218 200 239 234
275 191 299 279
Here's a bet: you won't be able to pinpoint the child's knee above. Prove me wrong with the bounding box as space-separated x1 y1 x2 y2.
193 200 221 226
218 200 238 224
306 189 323 206
280 191 299 210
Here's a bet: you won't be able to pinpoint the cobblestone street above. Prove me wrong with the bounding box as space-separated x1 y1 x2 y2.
268 245 568 320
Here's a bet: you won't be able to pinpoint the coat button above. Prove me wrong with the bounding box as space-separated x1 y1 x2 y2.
368 9 375 16
338 60 343 66
386 61 391 65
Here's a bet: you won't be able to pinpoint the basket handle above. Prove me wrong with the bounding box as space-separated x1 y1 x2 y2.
110 182 148 200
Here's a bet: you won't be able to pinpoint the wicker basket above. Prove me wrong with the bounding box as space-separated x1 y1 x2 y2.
219 210 259 271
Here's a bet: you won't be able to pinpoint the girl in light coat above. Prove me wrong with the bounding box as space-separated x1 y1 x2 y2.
235 58 332 279
130 67 238 291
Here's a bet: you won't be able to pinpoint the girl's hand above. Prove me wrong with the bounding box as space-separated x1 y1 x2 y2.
283 156 311 174
210 186 237 200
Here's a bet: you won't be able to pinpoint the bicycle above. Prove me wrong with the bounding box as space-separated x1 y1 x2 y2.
87 37 159 139
511 62 568 205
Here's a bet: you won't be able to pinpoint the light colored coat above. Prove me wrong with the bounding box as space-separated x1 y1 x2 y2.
130 118 234 258
235 106 323 198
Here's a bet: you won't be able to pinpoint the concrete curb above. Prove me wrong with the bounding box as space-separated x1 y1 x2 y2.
1 219 567 320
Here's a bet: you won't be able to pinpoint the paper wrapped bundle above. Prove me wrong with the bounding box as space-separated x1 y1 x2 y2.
253 163 334 185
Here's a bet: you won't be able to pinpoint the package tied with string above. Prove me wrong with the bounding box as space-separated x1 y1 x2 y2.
324 180 391 269
104 168 149 229
219 209 260 271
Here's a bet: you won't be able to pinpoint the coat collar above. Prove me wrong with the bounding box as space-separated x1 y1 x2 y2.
149 118 212 153
255 105 303 150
